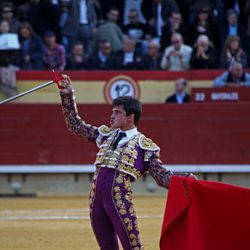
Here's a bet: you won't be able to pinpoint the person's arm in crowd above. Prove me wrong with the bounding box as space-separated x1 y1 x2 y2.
213 72 228 87
58 45 66 71
180 46 192 70
244 73 250 86
29 36 44 62
161 48 171 69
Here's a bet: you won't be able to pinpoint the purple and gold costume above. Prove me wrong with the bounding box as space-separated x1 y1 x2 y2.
60 92 189 250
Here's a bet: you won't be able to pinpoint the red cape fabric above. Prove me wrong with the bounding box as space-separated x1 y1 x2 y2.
160 176 250 250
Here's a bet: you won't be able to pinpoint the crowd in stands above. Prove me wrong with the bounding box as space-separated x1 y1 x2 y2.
0 0 250 72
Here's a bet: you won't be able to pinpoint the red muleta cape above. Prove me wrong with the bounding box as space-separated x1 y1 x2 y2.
160 176 250 250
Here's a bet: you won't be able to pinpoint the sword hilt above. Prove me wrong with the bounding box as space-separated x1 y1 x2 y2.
52 70 64 89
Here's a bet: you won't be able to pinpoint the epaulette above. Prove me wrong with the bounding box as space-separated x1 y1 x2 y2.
138 134 160 151
98 125 116 136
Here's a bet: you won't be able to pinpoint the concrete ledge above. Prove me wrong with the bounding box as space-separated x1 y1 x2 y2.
1 164 250 173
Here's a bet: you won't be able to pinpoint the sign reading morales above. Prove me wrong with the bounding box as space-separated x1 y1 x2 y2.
191 87 250 102
104 75 141 103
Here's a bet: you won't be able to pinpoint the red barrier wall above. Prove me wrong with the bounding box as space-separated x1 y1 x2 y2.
1 103 250 165
16 70 223 81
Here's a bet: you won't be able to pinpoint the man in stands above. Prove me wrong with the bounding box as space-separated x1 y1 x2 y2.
213 62 250 87
161 33 192 71
58 74 195 249
165 78 190 103
43 31 66 71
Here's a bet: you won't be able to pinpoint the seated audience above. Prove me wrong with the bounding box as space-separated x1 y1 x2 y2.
86 40 114 70
122 8 150 53
93 7 124 52
141 0 180 38
213 62 250 87
19 22 44 70
112 36 146 70
66 42 88 70
160 11 188 51
220 9 246 51
0 2 21 34
161 33 192 71
0 19 19 97
144 39 162 70
219 35 247 69
190 34 217 69
188 4 220 52
43 31 66 71
165 78 190 104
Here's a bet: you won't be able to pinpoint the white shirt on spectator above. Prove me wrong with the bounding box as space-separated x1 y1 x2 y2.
124 52 134 64
80 0 88 24
161 45 193 71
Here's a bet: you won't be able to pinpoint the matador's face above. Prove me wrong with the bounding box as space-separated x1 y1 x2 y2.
110 105 131 130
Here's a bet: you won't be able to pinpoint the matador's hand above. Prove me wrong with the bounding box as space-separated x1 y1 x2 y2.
60 74 74 94
189 173 198 180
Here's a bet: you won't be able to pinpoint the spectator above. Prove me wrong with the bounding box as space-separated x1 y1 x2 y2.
0 19 19 97
161 33 192 70
213 62 250 87
59 0 97 56
190 34 217 69
219 35 247 69
141 0 180 38
0 2 21 33
26 0 60 39
86 40 114 70
19 22 44 70
112 36 146 70
165 78 190 103
244 0 250 64
188 4 220 51
66 42 88 70
123 0 146 25
144 39 162 70
43 31 66 71
93 7 124 52
122 8 150 53
220 9 247 51
160 11 188 51
222 0 247 28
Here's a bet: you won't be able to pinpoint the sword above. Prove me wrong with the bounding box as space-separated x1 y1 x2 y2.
0 70 64 105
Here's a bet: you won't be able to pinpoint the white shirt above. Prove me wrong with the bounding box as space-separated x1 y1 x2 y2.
156 3 163 37
79 0 88 24
124 52 134 64
161 44 193 71
176 93 186 104
117 127 138 147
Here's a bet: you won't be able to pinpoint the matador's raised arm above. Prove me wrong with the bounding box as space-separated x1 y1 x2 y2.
59 75 99 143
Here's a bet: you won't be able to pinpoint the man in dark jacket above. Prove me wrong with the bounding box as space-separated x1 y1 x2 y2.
165 78 190 103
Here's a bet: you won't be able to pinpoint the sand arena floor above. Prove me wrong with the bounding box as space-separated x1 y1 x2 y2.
0 195 167 250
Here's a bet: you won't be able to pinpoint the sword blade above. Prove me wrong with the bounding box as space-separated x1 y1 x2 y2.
0 80 54 105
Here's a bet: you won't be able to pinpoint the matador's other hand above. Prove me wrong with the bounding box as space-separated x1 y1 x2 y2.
189 173 198 180
60 74 74 94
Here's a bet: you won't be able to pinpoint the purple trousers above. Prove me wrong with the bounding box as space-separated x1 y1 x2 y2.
89 167 143 250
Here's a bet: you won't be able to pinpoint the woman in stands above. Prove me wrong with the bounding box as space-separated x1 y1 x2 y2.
219 35 247 69
18 21 44 70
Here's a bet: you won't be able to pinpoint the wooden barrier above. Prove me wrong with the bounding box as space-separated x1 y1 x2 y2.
0 70 224 104
1 103 250 165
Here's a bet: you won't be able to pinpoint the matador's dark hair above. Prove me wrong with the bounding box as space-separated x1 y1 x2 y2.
112 96 142 126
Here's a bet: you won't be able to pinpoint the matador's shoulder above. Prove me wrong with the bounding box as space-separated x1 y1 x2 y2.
98 125 116 136
138 134 160 151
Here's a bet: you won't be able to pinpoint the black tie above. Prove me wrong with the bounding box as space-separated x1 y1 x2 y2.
112 132 126 150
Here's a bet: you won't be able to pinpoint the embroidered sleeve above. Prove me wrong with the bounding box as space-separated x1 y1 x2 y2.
60 92 99 143
147 155 192 189
147 155 173 189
